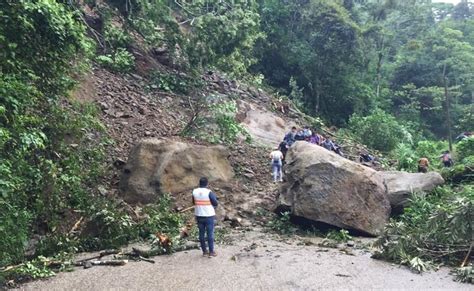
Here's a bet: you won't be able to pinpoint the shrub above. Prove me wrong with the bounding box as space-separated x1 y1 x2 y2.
374 185 473 274
457 137 474 162
325 229 352 243
104 25 132 49
148 71 203 95
137 195 185 239
394 140 448 172
348 109 406 152
96 48 135 72
268 211 293 234
210 101 251 144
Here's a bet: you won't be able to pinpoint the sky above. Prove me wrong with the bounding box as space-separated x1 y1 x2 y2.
432 0 463 4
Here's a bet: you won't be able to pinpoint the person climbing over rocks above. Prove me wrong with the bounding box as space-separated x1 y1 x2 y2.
309 131 320 145
192 177 218 257
270 147 284 182
418 157 430 173
333 143 344 157
278 141 289 162
302 126 312 141
322 138 335 151
360 151 374 163
440 151 453 167
283 126 297 146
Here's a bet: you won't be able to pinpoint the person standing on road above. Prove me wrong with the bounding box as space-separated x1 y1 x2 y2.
270 147 284 182
192 177 218 257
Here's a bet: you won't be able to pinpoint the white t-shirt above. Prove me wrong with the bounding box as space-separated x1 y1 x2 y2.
270 150 283 162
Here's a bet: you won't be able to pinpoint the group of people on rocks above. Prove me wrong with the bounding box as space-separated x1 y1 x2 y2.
270 126 344 182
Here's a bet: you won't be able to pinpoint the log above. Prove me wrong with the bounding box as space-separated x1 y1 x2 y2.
91 260 128 266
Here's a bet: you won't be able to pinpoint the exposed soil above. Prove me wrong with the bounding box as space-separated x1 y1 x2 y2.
19 230 468 290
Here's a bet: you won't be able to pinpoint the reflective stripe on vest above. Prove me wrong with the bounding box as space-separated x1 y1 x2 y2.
192 188 216 217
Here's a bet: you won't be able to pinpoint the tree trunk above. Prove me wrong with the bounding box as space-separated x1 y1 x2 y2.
375 36 385 99
443 64 452 152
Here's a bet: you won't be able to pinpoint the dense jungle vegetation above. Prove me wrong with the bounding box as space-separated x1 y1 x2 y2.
0 0 472 284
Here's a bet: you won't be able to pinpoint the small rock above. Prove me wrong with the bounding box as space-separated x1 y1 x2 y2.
144 131 152 136
346 241 355 247
130 73 143 80
98 186 108 196
243 173 254 179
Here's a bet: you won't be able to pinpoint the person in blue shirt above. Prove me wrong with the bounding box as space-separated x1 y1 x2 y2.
283 127 297 146
192 177 218 257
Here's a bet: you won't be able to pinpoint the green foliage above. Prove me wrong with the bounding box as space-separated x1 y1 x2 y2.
0 1 108 269
456 137 474 162
454 266 474 284
325 229 352 243
0 202 31 267
148 70 203 94
209 101 251 144
96 48 135 72
13 257 56 280
82 195 185 251
104 24 132 49
83 205 137 250
394 140 448 172
268 211 293 235
374 185 473 272
137 195 185 239
0 0 93 93
183 0 263 76
255 0 365 124
349 109 405 152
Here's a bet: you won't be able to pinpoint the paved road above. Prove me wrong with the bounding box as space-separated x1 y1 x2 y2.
20 231 469 290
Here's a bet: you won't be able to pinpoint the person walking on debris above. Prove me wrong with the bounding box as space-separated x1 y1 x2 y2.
418 157 429 173
270 147 284 182
440 151 453 167
192 177 218 257
278 141 289 162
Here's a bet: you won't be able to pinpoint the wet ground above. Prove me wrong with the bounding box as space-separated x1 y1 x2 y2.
19 230 469 290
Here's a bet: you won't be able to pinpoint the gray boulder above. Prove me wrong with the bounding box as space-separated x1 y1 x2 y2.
119 139 234 204
381 171 444 211
280 142 391 236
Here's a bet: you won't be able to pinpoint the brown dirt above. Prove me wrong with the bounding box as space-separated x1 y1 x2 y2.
19 230 468 290
70 64 284 221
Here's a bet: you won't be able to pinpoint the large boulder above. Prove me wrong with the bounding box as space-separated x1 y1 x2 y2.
237 100 296 147
381 171 444 211
119 139 234 204
280 142 391 236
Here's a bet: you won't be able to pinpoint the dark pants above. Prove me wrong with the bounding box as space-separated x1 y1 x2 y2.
418 166 427 173
443 160 453 167
196 216 215 253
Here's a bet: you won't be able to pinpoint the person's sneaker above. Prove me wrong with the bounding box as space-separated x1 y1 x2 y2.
202 251 209 257
208 252 217 257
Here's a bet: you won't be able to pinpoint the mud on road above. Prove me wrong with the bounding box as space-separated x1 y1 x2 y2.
20 230 468 291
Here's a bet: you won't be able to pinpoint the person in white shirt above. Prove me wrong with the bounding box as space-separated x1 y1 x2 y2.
270 147 284 182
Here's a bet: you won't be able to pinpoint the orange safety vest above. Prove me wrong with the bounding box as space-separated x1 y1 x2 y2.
192 188 216 217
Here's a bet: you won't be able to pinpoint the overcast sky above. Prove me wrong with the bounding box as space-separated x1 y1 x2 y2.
432 0 463 4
